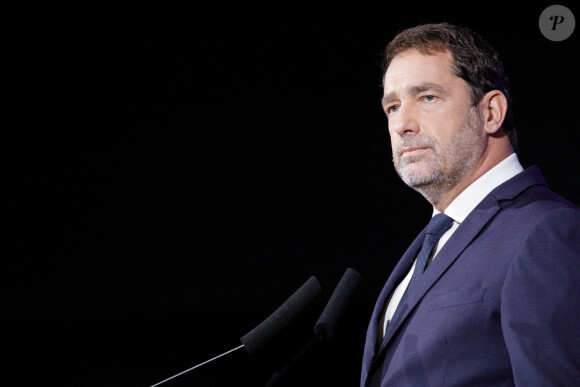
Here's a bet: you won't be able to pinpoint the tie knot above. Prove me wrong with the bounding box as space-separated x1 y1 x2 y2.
426 213 454 238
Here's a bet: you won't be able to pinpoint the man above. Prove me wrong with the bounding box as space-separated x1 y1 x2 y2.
361 23 580 386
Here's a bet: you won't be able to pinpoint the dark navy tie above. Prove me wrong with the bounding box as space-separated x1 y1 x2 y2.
382 213 454 341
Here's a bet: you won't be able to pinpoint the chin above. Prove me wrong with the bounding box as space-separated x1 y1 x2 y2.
398 162 439 188
399 160 428 177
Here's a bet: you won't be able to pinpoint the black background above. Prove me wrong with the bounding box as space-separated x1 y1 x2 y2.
9 6 580 387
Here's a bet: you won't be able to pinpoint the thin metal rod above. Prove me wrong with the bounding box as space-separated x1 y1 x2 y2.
149 344 245 387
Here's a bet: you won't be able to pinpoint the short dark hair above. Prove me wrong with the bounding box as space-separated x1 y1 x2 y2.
383 22 517 149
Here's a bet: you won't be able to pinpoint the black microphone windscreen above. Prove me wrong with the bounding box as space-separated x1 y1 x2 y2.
314 268 361 341
240 276 322 354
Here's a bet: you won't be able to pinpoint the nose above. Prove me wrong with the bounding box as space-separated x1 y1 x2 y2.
389 103 420 137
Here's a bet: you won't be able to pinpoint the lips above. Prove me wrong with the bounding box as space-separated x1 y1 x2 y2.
400 147 427 157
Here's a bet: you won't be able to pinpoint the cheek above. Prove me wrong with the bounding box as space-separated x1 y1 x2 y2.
388 130 399 153
388 123 397 142
425 120 454 149
428 106 472 146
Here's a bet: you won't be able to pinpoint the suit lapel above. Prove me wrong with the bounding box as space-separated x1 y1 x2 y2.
377 193 502 355
361 229 426 377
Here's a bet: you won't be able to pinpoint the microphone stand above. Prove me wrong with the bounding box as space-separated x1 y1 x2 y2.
149 345 245 387
264 335 323 387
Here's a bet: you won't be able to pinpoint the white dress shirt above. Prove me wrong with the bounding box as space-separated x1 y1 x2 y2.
381 153 524 337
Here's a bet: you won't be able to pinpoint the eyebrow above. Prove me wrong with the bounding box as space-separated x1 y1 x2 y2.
381 82 450 108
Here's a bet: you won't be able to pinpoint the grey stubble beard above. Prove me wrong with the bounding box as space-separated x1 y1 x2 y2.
393 107 485 205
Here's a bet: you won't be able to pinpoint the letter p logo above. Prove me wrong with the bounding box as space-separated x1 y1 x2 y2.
540 5 576 41
550 15 566 30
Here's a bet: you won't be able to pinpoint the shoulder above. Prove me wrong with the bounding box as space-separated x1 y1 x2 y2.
502 195 580 288
491 181 580 276
508 184 579 250
498 175 579 228
492 165 579 214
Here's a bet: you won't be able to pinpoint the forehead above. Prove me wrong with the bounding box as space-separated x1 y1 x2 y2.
383 48 459 95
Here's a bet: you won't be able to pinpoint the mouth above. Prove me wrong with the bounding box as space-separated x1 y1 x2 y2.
400 147 428 157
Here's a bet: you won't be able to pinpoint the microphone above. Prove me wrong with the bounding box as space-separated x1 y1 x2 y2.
266 268 362 386
149 275 322 387
241 275 322 354
314 267 361 341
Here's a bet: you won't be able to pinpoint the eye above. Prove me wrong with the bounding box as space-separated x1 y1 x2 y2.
423 95 436 102
386 105 399 114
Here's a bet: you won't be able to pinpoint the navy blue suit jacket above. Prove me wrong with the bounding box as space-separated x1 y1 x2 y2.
361 166 580 386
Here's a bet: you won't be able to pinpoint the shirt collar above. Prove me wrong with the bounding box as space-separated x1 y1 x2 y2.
433 153 524 223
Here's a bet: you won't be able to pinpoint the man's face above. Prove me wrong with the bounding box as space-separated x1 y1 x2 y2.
382 48 485 196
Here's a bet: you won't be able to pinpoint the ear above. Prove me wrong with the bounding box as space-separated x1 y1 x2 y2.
480 90 508 135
